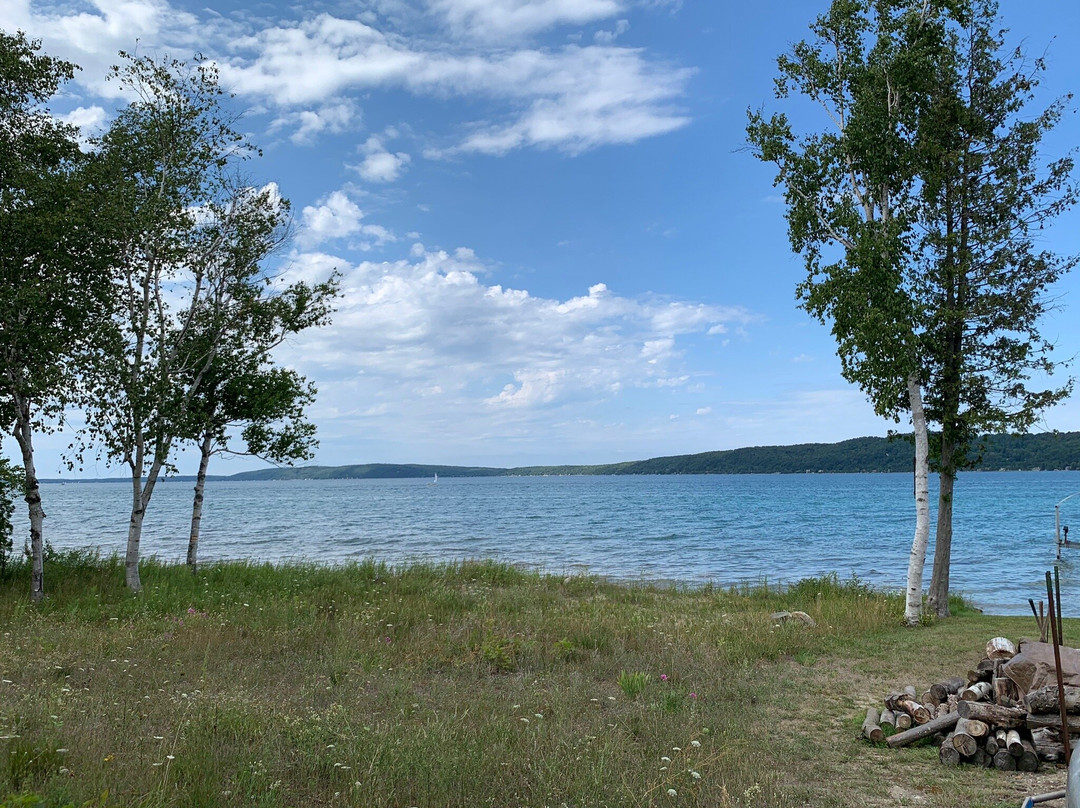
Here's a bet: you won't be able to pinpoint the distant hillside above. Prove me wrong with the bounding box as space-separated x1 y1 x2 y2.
226 431 1080 480
229 463 504 481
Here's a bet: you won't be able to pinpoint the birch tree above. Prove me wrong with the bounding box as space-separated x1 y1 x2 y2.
749 0 1077 622
0 32 114 600
747 0 948 624
178 234 337 572
917 0 1077 616
84 53 266 592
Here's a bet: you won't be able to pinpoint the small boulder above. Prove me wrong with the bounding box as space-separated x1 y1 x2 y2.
770 610 816 627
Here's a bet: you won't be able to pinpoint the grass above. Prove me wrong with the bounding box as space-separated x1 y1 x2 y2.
0 552 1068 807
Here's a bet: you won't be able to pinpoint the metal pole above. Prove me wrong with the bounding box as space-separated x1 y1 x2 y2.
1056 566 1065 646
1046 571 1071 764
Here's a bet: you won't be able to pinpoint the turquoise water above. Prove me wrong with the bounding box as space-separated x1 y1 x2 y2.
34 471 1080 615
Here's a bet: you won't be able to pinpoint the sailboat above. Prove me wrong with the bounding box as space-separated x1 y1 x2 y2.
429 472 438 486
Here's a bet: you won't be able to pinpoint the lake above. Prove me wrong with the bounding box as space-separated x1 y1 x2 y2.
33 470 1080 616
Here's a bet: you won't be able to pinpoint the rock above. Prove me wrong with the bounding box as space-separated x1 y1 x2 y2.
770 610 816 627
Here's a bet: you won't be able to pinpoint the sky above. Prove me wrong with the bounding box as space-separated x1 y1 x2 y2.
3 0 1080 477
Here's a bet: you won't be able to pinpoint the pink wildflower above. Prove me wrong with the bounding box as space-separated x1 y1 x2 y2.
660 674 668 682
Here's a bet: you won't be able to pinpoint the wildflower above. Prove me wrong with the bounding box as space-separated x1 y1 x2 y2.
689 693 697 699
660 674 668 682
166 755 175 760
384 636 392 644
667 788 677 797
661 756 671 763
672 747 681 752
520 718 530 723
690 740 701 748
104 755 113 763
689 770 701 780
534 713 543 719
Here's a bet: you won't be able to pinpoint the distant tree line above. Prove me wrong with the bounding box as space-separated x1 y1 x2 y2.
222 432 1080 480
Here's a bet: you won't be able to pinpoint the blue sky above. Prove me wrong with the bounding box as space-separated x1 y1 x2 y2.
4 0 1080 476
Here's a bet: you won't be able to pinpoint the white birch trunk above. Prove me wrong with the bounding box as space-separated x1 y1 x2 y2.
12 403 45 603
126 452 166 593
904 374 931 625
187 429 214 573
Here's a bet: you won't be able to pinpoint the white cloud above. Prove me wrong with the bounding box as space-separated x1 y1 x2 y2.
59 104 108 132
216 15 692 155
270 99 360 145
298 190 396 250
594 19 630 44
6 3 692 157
351 135 411 182
0 0 203 96
276 247 753 434
429 0 623 39
696 407 712 416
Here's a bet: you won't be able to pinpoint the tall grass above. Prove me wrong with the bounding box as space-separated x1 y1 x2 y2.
0 555 926 806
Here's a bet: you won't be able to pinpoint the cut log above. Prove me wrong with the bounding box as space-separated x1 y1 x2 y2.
972 747 992 768
929 676 966 702
934 703 950 719
862 707 884 742
895 712 913 730
985 734 999 756
986 637 1018 660
995 728 1007 745
951 718 983 756
993 749 1018 771
1007 729 1024 757
1031 727 1067 763
939 733 961 766
956 700 1027 728
879 709 896 728
1026 714 1080 733
993 676 1018 706
961 681 993 702
1017 739 1040 772
903 685 917 700
922 689 939 708
1026 684 1080 715
889 695 931 724
967 658 996 684
886 711 960 748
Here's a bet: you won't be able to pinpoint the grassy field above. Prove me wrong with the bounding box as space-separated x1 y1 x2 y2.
0 553 1069 807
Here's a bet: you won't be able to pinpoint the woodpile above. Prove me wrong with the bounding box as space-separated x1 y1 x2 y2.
862 636 1079 771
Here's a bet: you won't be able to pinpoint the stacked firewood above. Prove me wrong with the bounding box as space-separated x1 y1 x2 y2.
862 637 1078 771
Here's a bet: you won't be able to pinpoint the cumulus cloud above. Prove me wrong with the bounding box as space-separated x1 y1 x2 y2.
0 0 203 96
270 99 360 145
298 190 396 250
276 247 751 435
351 135 411 182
